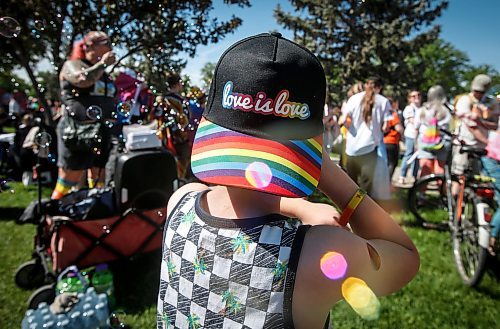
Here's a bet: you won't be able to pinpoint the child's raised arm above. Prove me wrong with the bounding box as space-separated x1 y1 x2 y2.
293 149 420 322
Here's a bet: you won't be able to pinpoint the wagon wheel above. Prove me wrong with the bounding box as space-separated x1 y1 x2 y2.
27 284 56 310
14 259 46 290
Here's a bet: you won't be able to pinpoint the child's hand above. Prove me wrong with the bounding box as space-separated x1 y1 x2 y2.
299 202 342 226
280 197 342 227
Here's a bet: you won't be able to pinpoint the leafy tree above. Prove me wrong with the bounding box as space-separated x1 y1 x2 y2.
36 71 61 101
410 38 470 96
460 64 499 95
275 0 448 103
406 38 499 100
1 0 250 125
0 71 34 96
200 62 216 91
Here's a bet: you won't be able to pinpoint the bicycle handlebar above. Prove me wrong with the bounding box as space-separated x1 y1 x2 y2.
438 127 486 156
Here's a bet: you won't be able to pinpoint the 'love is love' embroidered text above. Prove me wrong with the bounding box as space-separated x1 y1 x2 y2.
222 81 310 120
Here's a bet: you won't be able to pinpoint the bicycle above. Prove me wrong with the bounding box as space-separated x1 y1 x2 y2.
408 129 498 286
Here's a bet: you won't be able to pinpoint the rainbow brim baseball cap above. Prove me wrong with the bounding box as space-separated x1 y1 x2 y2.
191 33 326 198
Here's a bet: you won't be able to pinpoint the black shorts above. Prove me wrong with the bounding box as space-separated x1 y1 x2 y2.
56 116 112 170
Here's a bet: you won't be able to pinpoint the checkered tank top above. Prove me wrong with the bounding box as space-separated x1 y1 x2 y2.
157 190 314 329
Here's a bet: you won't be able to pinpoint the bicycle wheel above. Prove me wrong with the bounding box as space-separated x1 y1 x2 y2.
452 187 488 287
408 174 458 229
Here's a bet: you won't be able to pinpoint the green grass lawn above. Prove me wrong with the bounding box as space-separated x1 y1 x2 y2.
0 183 499 328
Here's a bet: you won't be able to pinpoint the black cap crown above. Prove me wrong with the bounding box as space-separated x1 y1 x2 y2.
204 33 326 141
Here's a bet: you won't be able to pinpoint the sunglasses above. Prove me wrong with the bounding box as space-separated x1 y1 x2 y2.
94 39 111 46
473 90 485 94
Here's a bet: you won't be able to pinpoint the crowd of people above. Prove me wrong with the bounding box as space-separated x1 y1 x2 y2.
0 31 207 195
324 73 499 254
0 30 498 328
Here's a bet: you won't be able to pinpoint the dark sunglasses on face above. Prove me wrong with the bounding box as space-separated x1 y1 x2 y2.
94 39 111 46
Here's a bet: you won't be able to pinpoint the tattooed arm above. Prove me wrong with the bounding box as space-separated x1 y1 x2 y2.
60 51 116 89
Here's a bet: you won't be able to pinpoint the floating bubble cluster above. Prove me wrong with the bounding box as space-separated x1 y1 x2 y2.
245 162 273 188
0 17 21 38
47 153 56 164
116 102 131 117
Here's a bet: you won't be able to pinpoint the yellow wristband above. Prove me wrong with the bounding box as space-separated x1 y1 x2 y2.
338 188 367 226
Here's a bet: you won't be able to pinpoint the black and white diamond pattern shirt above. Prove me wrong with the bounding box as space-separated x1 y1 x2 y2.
156 190 312 329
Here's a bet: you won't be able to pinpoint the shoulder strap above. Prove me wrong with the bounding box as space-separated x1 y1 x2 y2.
165 191 197 227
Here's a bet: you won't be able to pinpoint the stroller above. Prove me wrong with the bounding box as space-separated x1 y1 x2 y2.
14 149 178 309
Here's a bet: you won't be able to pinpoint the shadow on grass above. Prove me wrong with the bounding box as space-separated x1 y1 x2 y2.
0 208 24 221
476 256 500 299
111 249 162 313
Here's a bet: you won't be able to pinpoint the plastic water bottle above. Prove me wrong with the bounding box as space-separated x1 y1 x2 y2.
82 309 100 329
68 311 84 329
92 264 115 309
42 313 55 326
55 318 70 328
54 314 68 328
42 320 56 329
86 286 97 299
56 265 90 297
94 301 109 327
22 309 36 329
82 302 93 316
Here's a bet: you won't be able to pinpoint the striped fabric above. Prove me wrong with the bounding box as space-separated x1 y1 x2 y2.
191 118 322 198
420 117 444 151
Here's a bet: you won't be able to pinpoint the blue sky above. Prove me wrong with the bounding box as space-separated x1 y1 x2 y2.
182 0 500 87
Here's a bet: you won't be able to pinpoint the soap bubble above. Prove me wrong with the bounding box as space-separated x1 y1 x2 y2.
108 310 129 329
33 19 45 31
86 105 103 120
116 102 131 117
0 17 21 38
34 132 52 148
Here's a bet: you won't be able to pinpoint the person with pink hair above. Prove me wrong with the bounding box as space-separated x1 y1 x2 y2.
51 31 116 200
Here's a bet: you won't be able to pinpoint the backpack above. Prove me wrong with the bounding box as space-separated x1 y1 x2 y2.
420 117 444 151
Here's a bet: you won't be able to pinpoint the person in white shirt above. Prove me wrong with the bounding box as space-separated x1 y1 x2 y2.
339 77 393 197
452 74 500 185
399 90 422 184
